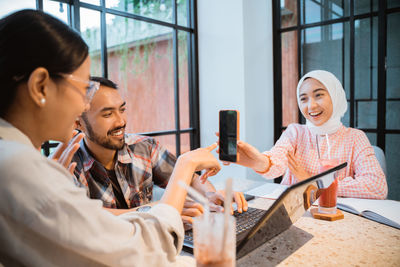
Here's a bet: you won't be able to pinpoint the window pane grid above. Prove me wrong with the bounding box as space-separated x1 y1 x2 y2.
32 0 199 156
274 0 400 199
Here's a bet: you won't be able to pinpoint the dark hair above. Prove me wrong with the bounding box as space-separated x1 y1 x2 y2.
81 77 118 123
0 9 88 117
90 76 118 89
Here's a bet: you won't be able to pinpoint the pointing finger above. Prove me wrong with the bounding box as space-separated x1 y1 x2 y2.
205 143 217 152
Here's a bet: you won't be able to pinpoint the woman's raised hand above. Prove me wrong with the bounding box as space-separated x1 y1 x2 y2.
215 133 270 173
287 150 310 182
179 143 222 183
236 141 270 173
49 130 84 174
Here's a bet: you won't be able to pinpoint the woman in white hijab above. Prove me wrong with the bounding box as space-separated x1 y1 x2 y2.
230 70 387 199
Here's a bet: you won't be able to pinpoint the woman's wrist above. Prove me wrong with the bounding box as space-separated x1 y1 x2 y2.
176 154 196 174
253 154 270 173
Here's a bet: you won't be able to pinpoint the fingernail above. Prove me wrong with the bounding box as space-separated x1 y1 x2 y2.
239 208 242 213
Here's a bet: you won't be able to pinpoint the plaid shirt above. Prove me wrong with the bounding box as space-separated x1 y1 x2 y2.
72 134 175 208
261 124 388 199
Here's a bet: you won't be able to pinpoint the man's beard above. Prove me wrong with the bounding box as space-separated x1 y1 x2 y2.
84 119 126 150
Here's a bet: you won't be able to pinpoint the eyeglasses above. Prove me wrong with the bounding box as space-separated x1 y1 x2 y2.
12 72 100 103
61 74 100 103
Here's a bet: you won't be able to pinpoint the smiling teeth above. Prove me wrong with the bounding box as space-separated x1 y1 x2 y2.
111 130 123 136
310 112 322 116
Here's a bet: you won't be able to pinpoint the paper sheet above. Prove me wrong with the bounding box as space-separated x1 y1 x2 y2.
245 183 288 199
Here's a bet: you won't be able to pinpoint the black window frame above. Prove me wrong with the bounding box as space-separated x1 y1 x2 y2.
36 0 200 157
272 0 400 148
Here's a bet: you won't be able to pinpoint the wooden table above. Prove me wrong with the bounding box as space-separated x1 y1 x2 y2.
236 198 400 267
181 197 400 266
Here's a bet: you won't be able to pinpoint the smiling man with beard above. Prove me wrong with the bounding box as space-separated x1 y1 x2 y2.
71 77 248 224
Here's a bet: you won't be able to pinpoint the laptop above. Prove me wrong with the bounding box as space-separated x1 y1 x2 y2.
182 162 347 259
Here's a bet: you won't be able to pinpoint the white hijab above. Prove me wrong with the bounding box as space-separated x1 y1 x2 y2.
296 70 348 135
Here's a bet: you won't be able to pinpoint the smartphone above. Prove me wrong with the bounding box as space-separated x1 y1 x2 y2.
219 110 239 162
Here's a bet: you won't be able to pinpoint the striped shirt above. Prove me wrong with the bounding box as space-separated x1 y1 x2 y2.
72 134 175 208
261 124 388 199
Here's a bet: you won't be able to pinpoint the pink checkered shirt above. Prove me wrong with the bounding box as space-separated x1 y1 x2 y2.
261 124 387 199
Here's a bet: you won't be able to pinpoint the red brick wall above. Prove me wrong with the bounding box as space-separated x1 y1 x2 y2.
92 37 190 155
281 0 300 126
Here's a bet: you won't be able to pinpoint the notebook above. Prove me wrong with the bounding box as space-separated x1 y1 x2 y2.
183 162 348 259
337 197 400 229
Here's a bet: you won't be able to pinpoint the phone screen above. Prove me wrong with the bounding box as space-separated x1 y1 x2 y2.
219 110 238 162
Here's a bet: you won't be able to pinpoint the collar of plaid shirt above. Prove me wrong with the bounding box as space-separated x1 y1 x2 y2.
79 137 133 172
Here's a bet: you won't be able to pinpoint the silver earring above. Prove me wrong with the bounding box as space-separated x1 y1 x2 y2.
40 98 46 105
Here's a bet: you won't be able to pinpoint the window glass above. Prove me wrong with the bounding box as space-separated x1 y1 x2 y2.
0 0 36 18
342 101 350 127
386 13 400 130
153 134 176 156
357 101 377 128
43 0 69 24
178 31 190 130
81 0 100 5
180 132 190 154
365 132 376 145
177 0 188 27
301 23 348 86
41 141 59 156
106 0 173 24
80 8 102 77
281 30 299 127
388 0 400 9
106 14 175 133
355 17 378 129
302 0 348 24
281 0 298 28
354 0 378 15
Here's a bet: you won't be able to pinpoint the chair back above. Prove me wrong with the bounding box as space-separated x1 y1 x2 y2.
373 145 387 176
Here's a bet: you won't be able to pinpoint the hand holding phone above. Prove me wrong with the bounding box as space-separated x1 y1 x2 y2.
219 110 239 162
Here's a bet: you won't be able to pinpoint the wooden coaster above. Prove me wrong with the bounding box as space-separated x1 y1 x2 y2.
310 208 344 221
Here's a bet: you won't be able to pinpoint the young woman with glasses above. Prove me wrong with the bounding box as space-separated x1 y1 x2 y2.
0 9 220 266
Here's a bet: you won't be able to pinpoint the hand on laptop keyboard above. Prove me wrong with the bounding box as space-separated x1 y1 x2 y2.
205 190 249 214
184 207 267 244
182 200 204 230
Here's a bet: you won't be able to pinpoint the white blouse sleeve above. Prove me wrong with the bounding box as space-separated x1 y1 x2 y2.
0 142 186 267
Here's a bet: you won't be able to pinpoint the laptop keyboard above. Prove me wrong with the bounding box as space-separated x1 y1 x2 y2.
235 207 267 234
184 207 267 244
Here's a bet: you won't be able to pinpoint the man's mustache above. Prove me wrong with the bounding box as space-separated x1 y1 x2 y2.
107 125 126 135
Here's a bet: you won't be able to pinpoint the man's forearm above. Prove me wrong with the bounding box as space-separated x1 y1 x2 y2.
103 202 158 216
104 207 133 216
